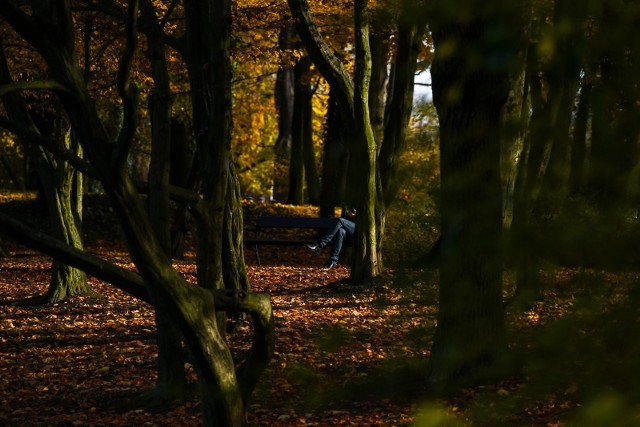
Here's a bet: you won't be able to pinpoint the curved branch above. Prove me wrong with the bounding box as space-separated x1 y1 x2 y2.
0 212 151 303
0 117 99 179
0 80 71 97
287 0 354 119
215 289 274 405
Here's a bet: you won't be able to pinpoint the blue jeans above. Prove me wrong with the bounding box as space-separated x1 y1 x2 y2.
319 218 355 262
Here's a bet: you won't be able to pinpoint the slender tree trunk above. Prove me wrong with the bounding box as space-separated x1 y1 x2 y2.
142 0 173 257
539 0 583 202
319 91 348 217
510 35 547 306
273 24 296 201
368 24 389 147
350 0 381 282
169 119 195 259
287 57 310 204
568 74 591 195
302 85 320 205
223 162 250 293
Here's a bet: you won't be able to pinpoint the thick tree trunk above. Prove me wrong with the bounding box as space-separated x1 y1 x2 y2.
44 130 90 303
426 0 523 390
0 47 91 304
0 1 271 425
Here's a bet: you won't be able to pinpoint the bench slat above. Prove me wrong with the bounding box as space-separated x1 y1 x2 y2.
244 216 341 265
255 216 337 230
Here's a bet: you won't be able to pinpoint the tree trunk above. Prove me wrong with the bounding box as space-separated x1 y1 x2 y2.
539 0 583 202
0 2 272 425
319 90 348 217
301 82 320 205
273 24 296 201
126 3 191 400
368 23 389 147
223 162 250 293
378 10 424 208
568 74 591 195
350 0 381 282
510 34 547 306
426 0 523 390
287 56 310 204
44 128 90 303
169 119 195 259
0 46 92 304
141 0 173 257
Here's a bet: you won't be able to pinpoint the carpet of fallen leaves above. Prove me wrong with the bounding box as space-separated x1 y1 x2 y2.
0 237 433 426
2 195 640 426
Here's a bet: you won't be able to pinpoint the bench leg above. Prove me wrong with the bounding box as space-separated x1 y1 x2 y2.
253 245 261 266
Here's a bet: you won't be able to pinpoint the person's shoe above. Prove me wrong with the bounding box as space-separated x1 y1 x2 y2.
324 260 338 270
306 243 322 252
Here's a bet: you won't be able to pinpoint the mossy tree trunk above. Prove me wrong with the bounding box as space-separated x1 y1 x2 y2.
0 45 91 304
0 1 272 425
44 128 89 303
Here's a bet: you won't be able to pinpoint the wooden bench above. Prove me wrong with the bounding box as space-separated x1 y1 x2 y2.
243 216 339 265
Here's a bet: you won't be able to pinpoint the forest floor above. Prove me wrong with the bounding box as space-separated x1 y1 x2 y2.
1 195 640 426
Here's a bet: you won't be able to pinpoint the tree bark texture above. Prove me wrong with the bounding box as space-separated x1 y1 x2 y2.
0 1 270 425
426 0 524 390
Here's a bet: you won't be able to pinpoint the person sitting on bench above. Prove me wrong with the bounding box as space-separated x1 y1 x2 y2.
306 206 356 269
